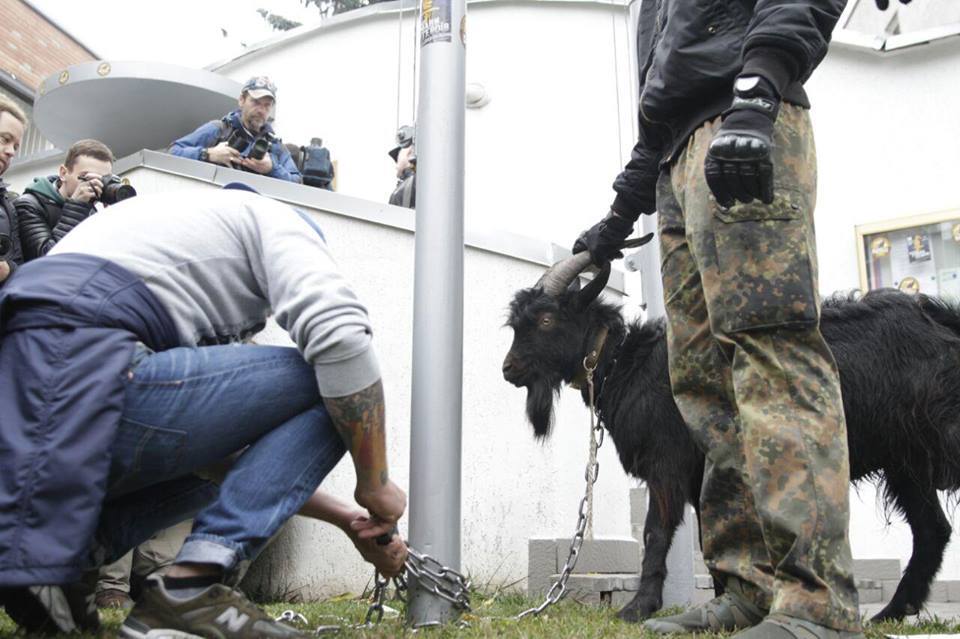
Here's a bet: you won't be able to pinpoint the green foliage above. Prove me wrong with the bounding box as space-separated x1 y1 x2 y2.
257 8 303 31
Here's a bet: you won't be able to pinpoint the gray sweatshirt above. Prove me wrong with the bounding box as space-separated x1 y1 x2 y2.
51 187 379 398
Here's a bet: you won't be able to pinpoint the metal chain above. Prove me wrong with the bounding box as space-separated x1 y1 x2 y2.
275 544 471 633
276 356 602 629
517 355 604 619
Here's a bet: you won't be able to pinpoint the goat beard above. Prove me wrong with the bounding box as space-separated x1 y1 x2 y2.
525 378 562 439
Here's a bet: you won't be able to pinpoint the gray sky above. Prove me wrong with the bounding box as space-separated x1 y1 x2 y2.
30 0 324 68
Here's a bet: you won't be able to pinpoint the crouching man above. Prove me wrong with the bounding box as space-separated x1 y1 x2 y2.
0 185 406 638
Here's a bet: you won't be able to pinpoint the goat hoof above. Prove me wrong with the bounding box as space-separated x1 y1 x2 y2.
616 598 660 623
871 604 907 623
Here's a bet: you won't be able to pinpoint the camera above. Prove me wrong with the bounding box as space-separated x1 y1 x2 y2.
226 129 271 161
226 129 247 153
80 174 137 205
248 136 270 161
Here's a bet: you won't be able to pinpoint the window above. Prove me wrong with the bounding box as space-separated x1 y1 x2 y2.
857 209 960 300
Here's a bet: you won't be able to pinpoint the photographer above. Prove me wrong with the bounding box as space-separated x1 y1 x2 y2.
169 76 302 184
0 97 26 287
16 139 132 262
388 124 416 209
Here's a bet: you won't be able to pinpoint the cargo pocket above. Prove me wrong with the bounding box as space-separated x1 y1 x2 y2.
710 189 818 334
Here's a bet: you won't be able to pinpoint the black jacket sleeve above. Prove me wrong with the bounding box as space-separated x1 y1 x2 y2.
741 0 848 96
610 119 666 221
1 200 22 284
16 194 96 261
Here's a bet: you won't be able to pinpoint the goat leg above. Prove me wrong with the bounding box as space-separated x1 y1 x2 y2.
871 476 952 621
617 479 688 622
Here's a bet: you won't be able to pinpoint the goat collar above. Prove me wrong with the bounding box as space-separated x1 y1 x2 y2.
569 326 609 391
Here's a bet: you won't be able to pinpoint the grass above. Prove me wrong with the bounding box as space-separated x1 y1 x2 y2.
3 592 960 637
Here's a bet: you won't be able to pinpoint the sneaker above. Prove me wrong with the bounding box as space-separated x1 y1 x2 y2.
643 591 767 635
120 575 309 638
97 587 135 609
0 579 101 636
731 614 865 639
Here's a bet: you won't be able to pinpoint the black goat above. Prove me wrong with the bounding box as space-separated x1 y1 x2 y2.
502 252 960 623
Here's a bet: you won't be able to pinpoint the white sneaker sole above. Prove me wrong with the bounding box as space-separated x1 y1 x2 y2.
120 624 204 639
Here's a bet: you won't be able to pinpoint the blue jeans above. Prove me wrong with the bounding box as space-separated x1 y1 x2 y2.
96 343 346 582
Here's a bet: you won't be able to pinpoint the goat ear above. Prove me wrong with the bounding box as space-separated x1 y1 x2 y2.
574 263 611 311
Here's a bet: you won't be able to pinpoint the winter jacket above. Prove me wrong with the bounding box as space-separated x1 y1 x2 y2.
389 168 416 209
15 175 97 261
169 110 303 184
0 180 23 288
0 254 179 586
611 0 846 218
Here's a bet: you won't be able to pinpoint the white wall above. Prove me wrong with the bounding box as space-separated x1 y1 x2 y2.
216 0 636 252
808 37 960 578
119 166 635 599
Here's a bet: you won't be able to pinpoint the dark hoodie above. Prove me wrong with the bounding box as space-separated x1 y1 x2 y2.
15 175 96 262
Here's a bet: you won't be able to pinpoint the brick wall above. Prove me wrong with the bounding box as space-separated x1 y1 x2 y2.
0 1 95 92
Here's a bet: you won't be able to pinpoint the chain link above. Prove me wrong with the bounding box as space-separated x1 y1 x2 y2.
276 356 602 630
517 355 604 619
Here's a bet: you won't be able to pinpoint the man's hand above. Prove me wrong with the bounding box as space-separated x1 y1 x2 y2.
353 479 407 538
71 174 103 204
705 75 780 208
572 211 635 266
207 141 242 167
240 153 274 175
875 0 910 9
0 260 10 283
348 519 408 577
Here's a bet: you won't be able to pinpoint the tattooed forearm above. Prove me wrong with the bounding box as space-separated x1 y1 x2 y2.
325 380 388 489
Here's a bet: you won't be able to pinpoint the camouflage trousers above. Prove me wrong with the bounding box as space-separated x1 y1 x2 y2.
657 104 861 631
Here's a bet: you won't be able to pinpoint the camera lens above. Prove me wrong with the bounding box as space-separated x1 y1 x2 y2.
249 138 270 161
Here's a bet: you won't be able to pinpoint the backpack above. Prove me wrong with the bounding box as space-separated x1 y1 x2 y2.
298 138 335 191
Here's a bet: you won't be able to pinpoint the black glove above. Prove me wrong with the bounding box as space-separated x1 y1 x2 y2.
705 75 780 208
875 0 911 9
573 212 635 266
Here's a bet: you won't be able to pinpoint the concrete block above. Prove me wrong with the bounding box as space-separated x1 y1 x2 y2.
854 559 901 581
855 579 883 590
527 538 558 597
564 574 625 592
881 579 901 603
858 588 883 604
561 536 640 574
612 590 638 608
630 487 648 527
928 581 949 603
695 574 715 590
947 580 960 602
621 575 641 591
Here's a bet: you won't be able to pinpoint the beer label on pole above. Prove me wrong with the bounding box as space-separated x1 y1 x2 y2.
421 0 452 45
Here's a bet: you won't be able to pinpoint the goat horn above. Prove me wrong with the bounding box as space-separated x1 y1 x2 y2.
536 251 594 297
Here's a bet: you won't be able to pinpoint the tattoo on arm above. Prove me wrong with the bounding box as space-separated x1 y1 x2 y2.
325 380 388 488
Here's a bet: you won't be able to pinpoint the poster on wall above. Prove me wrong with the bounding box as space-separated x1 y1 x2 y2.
421 0 452 46
907 233 932 263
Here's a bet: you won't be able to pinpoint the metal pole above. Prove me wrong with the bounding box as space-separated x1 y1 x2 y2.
406 0 466 626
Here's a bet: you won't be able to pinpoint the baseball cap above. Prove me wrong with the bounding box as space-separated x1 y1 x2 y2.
388 124 416 161
242 76 277 100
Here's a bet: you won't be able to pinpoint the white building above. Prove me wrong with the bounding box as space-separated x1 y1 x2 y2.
5 0 960 602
